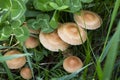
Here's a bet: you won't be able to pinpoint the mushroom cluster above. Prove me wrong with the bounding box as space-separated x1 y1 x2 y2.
39 10 102 52
38 10 102 73
39 22 87 52
0 8 103 79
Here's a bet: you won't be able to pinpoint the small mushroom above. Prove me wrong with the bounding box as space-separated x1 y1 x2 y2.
24 36 39 48
74 10 102 30
4 50 26 69
57 22 87 45
63 56 83 73
20 67 32 80
39 30 69 52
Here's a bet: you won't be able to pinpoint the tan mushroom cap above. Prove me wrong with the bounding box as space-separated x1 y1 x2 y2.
4 50 26 69
24 36 39 48
63 56 83 73
74 10 102 30
57 22 87 45
39 30 69 52
20 67 32 79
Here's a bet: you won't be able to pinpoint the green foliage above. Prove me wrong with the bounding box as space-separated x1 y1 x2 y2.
33 0 54 11
49 2 69 11
0 26 12 40
0 0 12 9
96 0 120 80
99 0 120 62
81 0 93 3
27 14 54 33
102 21 120 80
0 0 28 42
33 49 49 62
33 0 92 12
49 11 59 29
11 0 26 20
14 26 29 42
0 0 11 23
64 0 82 13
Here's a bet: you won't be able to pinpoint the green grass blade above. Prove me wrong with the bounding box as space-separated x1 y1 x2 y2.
0 53 31 62
99 0 120 62
51 60 63 70
102 21 120 80
0 54 14 80
96 61 103 80
23 45 35 79
2 62 14 80
0 45 11 49
96 1 120 80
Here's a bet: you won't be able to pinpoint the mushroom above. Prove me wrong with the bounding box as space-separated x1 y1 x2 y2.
24 36 39 48
57 22 87 45
63 56 83 73
20 67 32 80
74 10 102 30
39 30 69 52
4 50 26 69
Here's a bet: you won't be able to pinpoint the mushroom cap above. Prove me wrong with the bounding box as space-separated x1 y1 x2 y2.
63 56 83 73
74 10 102 30
4 50 26 69
57 22 87 45
24 36 39 48
39 30 69 52
20 67 32 79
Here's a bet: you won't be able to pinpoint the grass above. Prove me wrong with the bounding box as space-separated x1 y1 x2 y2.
0 0 120 80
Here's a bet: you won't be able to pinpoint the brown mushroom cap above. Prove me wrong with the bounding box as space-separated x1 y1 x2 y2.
24 36 39 48
63 56 83 73
57 22 87 45
20 67 32 79
39 30 69 52
4 50 26 69
74 10 102 30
